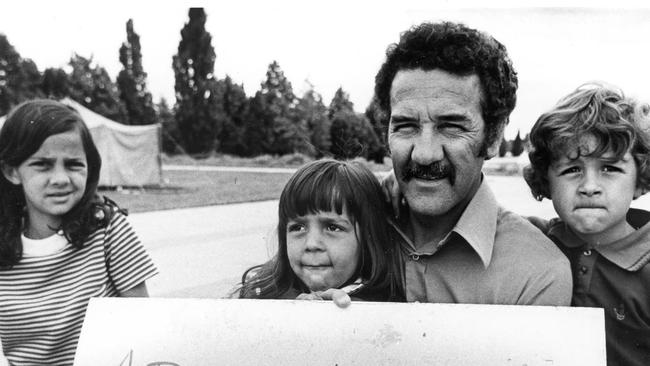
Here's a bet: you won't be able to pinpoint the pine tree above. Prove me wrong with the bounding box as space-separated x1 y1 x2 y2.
498 136 508 157
117 19 156 125
364 97 388 162
41 67 70 99
328 87 354 120
157 98 180 154
296 85 330 157
172 8 223 154
247 60 304 155
242 91 270 156
327 87 382 160
68 54 126 122
0 34 43 115
218 76 249 156
511 130 524 157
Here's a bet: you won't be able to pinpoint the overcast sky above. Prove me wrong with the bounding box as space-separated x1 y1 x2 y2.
1 1 649 139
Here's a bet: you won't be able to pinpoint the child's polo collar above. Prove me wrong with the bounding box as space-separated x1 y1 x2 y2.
549 210 650 271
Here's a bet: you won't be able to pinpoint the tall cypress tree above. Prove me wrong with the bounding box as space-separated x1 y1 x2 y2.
117 19 156 125
511 130 524 157
172 8 222 154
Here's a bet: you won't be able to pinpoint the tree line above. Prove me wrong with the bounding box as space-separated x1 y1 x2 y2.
0 8 526 161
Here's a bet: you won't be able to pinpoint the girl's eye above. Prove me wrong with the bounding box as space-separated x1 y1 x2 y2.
287 223 305 233
559 166 581 175
326 224 344 232
29 161 49 169
67 161 87 170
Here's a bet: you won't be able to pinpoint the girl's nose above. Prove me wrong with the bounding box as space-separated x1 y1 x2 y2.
304 230 325 252
49 166 71 186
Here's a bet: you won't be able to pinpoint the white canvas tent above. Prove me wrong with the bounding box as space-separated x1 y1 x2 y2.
0 98 162 187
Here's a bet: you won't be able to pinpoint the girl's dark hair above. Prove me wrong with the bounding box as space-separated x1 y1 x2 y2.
238 159 404 301
524 83 650 201
0 99 113 268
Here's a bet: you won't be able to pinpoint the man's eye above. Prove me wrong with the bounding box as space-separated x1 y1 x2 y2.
559 166 581 175
391 122 417 133
440 123 465 132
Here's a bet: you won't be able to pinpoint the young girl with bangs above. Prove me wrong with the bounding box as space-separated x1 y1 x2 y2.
238 159 404 302
0 99 158 366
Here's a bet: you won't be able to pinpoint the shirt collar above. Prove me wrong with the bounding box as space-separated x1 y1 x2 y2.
390 177 498 268
548 208 650 271
451 178 498 268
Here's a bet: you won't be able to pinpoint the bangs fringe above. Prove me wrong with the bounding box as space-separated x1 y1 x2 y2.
279 164 355 221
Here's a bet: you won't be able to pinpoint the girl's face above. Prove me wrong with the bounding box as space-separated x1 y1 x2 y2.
286 209 360 292
2 130 88 237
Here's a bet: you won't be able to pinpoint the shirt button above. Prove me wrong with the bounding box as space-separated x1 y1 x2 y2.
410 254 420 261
583 250 592 256
579 266 588 274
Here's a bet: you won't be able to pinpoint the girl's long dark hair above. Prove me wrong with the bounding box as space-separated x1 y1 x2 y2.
0 99 111 268
238 159 404 301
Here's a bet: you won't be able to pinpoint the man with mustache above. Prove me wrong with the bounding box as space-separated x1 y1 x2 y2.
377 21 572 305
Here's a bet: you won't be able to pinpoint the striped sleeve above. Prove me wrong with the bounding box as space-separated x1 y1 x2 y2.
104 212 158 293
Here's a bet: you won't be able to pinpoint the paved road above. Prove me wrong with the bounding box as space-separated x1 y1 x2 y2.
129 175 650 299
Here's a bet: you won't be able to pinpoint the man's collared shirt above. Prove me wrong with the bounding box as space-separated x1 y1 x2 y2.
391 179 572 305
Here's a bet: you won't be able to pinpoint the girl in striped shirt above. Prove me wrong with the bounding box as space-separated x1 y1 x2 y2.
0 99 158 365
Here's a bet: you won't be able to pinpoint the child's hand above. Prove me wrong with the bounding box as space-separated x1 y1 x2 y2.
296 289 351 308
380 170 403 219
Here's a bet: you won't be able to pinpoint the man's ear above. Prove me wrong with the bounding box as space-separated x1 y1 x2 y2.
1 163 21 185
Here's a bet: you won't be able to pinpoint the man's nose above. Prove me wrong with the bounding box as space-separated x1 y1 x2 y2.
411 129 444 165
578 170 602 196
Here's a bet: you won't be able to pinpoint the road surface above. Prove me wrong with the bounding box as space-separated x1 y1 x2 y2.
129 175 650 298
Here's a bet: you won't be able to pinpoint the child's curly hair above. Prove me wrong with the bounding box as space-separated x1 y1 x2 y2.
524 83 650 201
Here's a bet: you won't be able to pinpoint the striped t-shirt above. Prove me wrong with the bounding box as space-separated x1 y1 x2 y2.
0 212 158 366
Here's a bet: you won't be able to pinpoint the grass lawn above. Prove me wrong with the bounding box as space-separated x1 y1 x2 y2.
100 169 293 213
101 155 528 213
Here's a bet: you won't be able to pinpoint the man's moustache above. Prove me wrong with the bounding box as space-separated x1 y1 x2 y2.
401 161 455 185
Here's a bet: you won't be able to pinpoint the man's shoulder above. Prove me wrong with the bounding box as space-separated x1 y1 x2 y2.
494 207 567 263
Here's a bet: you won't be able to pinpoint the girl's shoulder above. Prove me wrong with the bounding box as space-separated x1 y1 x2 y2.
93 195 129 227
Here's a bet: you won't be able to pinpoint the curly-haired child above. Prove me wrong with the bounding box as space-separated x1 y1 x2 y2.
524 83 650 366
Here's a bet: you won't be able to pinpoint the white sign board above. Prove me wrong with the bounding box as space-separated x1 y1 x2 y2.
74 298 605 366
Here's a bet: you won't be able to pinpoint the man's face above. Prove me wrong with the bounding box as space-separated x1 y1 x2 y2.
388 69 494 218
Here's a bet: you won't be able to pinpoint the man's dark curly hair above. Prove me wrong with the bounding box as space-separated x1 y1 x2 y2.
524 83 650 201
374 21 518 155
